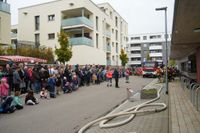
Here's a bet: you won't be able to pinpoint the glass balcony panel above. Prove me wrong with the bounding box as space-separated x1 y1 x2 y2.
62 17 93 28
107 60 111 66
0 2 10 13
69 37 93 47
106 45 111 52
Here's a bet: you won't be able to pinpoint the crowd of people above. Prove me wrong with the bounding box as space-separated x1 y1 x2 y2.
0 62 131 114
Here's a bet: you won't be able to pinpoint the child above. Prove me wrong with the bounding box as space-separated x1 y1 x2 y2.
0 77 9 99
40 88 48 99
47 74 56 98
63 77 72 93
71 72 78 91
55 74 62 95
11 91 23 110
106 69 112 87
25 90 39 105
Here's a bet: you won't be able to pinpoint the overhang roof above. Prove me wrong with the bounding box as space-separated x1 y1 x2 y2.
171 0 200 59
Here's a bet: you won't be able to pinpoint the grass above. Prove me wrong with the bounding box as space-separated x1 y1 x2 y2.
141 88 157 95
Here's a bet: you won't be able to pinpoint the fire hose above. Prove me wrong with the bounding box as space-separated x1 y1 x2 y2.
78 83 167 133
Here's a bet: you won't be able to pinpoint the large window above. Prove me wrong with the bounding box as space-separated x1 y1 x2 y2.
115 30 118 41
35 16 40 30
130 44 141 47
96 16 98 31
131 37 140 40
115 16 118 27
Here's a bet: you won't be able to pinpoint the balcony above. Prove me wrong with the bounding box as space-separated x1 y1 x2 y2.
130 54 141 58
69 37 93 47
104 31 111 37
62 17 93 29
129 61 142 65
106 45 111 52
149 53 163 57
107 59 111 66
11 33 17 39
0 2 10 13
130 47 141 51
149 45 162 50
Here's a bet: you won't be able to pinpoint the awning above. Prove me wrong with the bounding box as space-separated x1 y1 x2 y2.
0 56 47 63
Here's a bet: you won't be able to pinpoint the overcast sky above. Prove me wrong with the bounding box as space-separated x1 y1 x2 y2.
7 0 175 34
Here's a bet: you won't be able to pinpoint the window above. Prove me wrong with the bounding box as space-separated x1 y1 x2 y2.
112 42 114 47
35 34 40 47
130 44 141 47
96 34 99 48
115 30 118 41
110 11 113 19
96 16 98 31
48 33 55 40
112 29 114 33
131 37 140 40
116 43 118 53
143 36 147 40
131 51 141 54
150 35 161 39
35 16 40 30
112 56 115 61
115 16 118 27
48 14 55 21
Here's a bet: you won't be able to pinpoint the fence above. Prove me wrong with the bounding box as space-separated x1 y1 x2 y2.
180 76 200 111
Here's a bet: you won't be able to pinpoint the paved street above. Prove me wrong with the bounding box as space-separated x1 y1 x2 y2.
0 76 153 133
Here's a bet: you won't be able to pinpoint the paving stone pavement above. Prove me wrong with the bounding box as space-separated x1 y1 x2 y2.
83 79 169 133
169 80 200 133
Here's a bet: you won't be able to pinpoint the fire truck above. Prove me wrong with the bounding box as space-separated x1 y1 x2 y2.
142 61 158 78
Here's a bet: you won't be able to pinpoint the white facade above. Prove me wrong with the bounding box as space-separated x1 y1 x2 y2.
17 0 128 65
0 0 10 45
127 32 171 67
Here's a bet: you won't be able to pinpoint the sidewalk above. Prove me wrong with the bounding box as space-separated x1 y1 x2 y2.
83 79 169 133
169 80 200 133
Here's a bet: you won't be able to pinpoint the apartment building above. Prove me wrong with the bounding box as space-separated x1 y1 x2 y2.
0 0 11 45
127 33 171 67
16 0 128 65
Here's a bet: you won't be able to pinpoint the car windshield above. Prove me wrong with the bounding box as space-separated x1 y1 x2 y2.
144 63 155 67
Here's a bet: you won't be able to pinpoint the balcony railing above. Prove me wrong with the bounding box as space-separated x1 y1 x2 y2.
62 17 93 28
69 37 93 47
106 45 111 52
11 33 17 39
0 2 10 13
107 60 111 66
104 31 111 37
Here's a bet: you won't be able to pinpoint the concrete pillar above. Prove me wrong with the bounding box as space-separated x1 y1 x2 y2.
82 28 84 37
81 8 84 17
196 47 200 83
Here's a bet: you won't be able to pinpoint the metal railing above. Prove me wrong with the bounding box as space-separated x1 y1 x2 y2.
180 75 200 111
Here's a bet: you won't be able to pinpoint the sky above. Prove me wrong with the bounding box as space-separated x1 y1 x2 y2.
7 0 175 34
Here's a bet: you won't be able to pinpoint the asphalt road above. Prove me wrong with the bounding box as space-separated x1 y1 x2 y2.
0 76 153 133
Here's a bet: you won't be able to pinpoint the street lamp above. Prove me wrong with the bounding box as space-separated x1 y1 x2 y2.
155 7 168 94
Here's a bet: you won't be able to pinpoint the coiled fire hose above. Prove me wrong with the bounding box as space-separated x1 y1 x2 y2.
78 83 167 133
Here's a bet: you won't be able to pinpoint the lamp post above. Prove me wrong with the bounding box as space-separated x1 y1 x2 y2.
155 7 168 94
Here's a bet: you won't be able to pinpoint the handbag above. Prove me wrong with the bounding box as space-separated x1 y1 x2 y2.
20 81 26 89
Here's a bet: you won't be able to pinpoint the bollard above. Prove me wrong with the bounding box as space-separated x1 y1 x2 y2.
127 88 134 102
196 87 200 111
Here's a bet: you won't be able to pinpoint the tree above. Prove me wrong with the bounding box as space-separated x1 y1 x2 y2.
55 29 72 63
0 45 5 55
169 59 176 67
146 51 151 61
120 49 128 66
6 46 15 55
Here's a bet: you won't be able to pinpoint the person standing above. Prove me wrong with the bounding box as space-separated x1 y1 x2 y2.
3 64 13 94
113 68 119 88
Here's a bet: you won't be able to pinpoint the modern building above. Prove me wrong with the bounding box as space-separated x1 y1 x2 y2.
127 32 171 67
171 0 200 83
16 0 128 65
0 0 11 45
